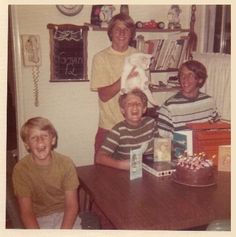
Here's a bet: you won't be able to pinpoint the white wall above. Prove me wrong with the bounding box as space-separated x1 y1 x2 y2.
11 5 192 166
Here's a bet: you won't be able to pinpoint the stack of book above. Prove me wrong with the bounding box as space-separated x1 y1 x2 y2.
142 35 189 71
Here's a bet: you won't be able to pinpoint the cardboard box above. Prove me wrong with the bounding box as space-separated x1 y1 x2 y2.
186 122 231 165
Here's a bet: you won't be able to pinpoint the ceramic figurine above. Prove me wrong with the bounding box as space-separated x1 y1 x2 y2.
99 5 115 28
167 5 181 29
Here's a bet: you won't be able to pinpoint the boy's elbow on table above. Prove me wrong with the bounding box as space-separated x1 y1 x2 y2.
95 150 130 171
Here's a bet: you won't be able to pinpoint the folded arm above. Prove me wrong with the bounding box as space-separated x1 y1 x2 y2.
98 78 121 102
98 66 138 102
95 150 130 170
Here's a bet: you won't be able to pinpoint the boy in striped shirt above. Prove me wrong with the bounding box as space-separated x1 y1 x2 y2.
95 88 158 170
157 60 219 138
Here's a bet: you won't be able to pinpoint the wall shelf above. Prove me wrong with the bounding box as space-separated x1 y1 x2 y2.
150 68 178 73
149 86 180 93
85 23 190 33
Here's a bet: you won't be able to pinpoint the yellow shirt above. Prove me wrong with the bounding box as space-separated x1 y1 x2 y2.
91 46 137 130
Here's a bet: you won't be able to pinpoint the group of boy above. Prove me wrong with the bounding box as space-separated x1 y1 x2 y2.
12 13 219 229
91 13 219 169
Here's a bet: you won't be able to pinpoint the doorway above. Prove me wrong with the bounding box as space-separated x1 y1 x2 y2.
7 6 17 152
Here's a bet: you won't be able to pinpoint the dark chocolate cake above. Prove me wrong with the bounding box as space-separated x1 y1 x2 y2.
173 153 215 186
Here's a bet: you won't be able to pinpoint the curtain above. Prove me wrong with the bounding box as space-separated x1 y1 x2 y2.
192 52 231 120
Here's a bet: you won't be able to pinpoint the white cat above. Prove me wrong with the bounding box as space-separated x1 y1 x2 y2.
120 53 157 106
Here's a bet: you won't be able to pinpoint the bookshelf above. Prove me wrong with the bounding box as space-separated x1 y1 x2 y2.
142 5 196 93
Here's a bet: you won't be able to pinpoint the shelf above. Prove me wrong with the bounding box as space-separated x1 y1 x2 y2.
136 28 189 33
149 86 180 93
85 23 190 33
150 68 178 73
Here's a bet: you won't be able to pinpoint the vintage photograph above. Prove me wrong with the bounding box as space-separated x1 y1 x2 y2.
3 3 231 235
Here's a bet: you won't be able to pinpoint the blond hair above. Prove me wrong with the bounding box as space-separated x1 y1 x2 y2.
107 13 136 42
20 117 57 143
118 88 148 108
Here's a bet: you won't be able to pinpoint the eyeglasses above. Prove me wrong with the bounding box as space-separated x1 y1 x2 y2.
113 27 131 35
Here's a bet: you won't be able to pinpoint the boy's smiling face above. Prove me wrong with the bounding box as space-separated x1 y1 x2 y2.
24 128 56 165
111 20 132 52
120 94 147 127
179 66 203 98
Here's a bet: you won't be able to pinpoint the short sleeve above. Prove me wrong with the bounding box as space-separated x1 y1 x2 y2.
63 158 80 191
12 165 32 197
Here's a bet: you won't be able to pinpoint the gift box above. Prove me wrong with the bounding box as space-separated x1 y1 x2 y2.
186 121 231 166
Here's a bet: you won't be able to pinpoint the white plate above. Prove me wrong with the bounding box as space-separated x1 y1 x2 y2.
56 5 84 16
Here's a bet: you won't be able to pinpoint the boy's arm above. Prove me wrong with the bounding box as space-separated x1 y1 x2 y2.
98 66 138 102
98 79 121 102
17 196 40 228
61 189 79 229
96 150 130 170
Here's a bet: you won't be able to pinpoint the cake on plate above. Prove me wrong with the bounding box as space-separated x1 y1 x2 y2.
173 152 216 187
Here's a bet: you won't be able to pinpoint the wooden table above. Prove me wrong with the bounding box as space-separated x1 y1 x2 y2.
77 165 231 230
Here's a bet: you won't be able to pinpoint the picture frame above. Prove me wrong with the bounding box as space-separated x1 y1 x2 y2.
218 145 231 172
154 137 171 162
47 23 89 82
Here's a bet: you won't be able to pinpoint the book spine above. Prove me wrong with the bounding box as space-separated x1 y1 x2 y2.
150 39 163 71
170 39 184 69
177 37 189 68
155 39 170 70
162 40 176 70
166 42 177 69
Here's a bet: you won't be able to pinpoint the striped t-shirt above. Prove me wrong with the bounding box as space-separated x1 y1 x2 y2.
157 92 220 138
101 117 158 160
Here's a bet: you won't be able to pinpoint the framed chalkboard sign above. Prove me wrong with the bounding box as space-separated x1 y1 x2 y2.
47 24 89 82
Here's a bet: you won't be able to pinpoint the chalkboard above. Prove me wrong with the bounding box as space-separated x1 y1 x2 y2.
47 24 89 82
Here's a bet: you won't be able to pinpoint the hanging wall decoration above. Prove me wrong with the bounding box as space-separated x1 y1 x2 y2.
56 5 84 16
47 23 89 82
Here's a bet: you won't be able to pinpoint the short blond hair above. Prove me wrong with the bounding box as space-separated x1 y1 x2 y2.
20 117 57 143
107 13 136 42
118 89 148 108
